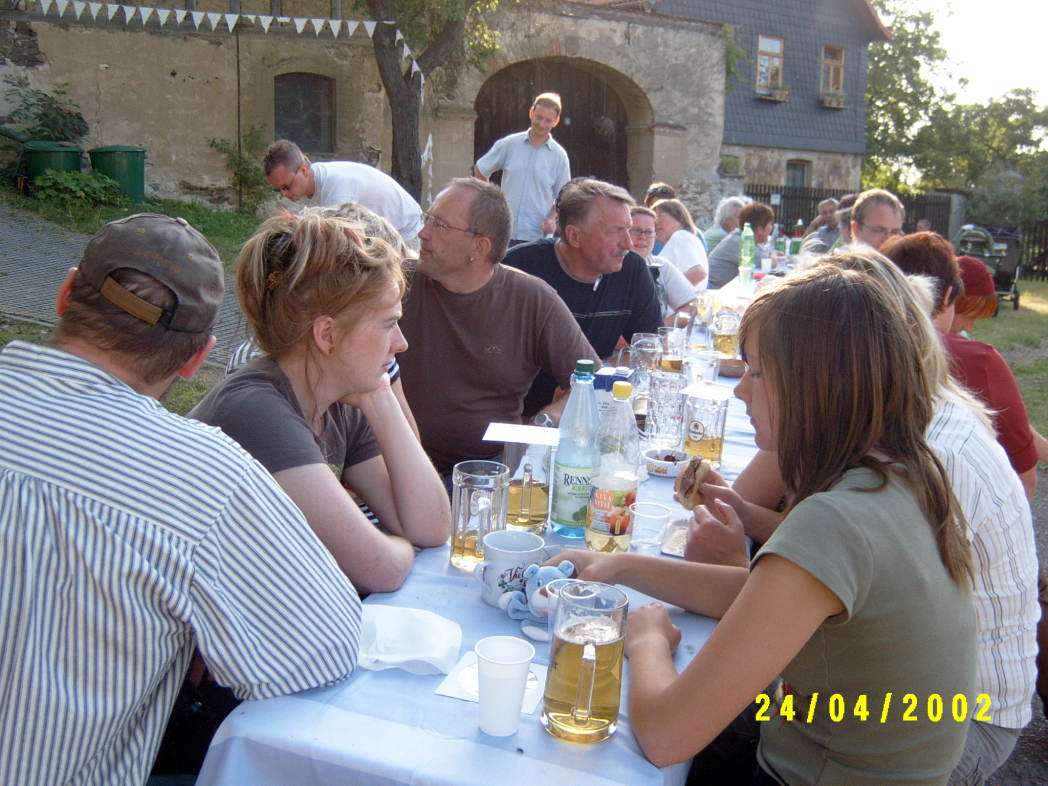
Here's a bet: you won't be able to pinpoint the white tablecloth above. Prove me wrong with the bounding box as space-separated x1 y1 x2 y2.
198 382 756 786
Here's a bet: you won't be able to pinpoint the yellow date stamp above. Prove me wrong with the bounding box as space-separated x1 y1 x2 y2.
754 692 992 724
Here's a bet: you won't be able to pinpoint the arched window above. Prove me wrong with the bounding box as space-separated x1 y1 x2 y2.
274 73 335 153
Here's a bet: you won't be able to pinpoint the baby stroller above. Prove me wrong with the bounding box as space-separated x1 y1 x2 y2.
955 224 1022 311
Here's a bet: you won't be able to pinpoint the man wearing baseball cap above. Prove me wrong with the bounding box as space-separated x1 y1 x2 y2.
0 214 363 784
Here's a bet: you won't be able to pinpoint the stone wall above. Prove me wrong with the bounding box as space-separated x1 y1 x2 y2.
424 1 726 205
0 10 388 203
722 143 862 190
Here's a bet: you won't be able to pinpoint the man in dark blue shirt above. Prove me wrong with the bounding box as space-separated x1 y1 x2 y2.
504 178 660 414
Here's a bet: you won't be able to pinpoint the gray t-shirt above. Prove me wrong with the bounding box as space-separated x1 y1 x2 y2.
755 467 976 785
190 356 380 478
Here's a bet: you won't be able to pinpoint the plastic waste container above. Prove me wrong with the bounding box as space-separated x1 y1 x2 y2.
23 141 82 180
89 145 146 203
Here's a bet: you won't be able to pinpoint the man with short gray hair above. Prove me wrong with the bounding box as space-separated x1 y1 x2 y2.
504 177 660 413
704 195 751 252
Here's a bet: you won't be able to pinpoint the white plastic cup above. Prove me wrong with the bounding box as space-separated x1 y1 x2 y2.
475 635 536 736
629 502 672 555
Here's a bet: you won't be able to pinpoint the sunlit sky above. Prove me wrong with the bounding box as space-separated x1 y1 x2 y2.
924 0 1048 104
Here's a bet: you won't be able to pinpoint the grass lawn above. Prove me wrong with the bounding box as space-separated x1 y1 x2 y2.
0 188 258 272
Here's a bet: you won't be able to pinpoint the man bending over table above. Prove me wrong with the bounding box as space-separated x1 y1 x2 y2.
0 214 363 784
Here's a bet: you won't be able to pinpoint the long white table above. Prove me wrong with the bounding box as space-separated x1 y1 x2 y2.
198 382 756 786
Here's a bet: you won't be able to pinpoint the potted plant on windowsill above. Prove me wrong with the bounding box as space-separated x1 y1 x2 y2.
757 86 789 102
820 90 846 109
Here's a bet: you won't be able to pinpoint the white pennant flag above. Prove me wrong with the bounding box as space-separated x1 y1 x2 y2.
344 20 358 36
293 17 307 33
87 1 100 19
55 0 69 16
310 18 324 35
277 16 289 23
394 29 403 43
72 0 84 17
174 8 186 24
191 10 205 28
206 12 221 29
363 20 375 36
256 14 273 32
121 5 136 22
401 41 410 59
224 13 238 30
38 0 54 15
155 7 170 25
329 18 340 37
102 3 116 20
139 5 153 22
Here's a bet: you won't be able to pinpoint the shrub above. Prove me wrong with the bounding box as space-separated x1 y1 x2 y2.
3 75 88 143
33 170 125 208
208 124 271 213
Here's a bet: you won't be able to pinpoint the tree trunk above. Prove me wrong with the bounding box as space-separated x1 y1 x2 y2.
370 23 423 200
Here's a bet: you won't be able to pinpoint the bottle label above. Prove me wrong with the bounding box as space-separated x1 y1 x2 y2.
551 461 594 528
586 478 637 536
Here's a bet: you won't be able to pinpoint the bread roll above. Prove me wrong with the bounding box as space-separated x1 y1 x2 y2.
674 457 712 510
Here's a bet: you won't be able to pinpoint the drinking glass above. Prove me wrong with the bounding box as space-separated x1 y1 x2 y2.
541 582 628 743
628 333 661 397
450 460 509 570
657 326 685 373
683 384 731 469
645 371 686 450
711 309 741 359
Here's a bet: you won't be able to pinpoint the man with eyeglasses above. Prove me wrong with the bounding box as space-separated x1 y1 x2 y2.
262 139 424 247
397 178 598 476
850 188 905 250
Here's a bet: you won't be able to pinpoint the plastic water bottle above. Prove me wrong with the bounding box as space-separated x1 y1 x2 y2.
550 359 599 537
789 218 805 256
586 381 640 553
738 222 755 287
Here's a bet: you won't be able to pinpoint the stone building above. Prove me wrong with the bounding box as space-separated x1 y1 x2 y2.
1 0 884 219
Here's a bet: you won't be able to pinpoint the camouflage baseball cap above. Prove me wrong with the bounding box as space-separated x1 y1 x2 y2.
78 213 224 333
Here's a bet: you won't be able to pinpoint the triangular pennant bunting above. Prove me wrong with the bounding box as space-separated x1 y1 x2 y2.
277 16 289 23
155 7 170 25
224 13 238 30
102 3 116 20
120 5 136 23
256 14 272 32
344 20 358 36
87 1 100 19
72 0 84 17
139 5 153 22
55 0 69 16
395 29 403 43
363 20 375 35
38 0 54 15
293 17 307 33
206 12 222 29
311 18 324 35
191 10 205 28
174 8 186 23
329 19 341 37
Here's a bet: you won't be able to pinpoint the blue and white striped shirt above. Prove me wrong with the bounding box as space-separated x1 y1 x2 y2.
0 341 362 785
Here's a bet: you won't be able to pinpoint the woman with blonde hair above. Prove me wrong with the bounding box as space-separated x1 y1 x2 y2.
652 198 708 288
192 209 450 594
566 264 976 782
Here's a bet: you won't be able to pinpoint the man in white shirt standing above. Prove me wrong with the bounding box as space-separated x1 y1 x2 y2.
474 92 571 245
0 214 363 784
263 139 424 246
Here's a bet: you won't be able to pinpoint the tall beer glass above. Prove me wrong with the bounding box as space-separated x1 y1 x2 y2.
449 460 509 570
541 582 628 743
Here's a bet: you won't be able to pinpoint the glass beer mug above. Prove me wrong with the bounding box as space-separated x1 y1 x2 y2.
449 460 509 570
541 582 628 743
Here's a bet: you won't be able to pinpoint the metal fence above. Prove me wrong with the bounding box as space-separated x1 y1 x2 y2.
1019 219 1048 281
743 185 953 236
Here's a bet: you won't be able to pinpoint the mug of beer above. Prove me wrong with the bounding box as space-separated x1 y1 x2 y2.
450 460 509 571
541 581 628 743
683 384 731 469
711 309 741 359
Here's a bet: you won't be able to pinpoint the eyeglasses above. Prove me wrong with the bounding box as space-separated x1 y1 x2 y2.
422 211 482 237
859 224 903 238
271 167 302 195
629 228 656 237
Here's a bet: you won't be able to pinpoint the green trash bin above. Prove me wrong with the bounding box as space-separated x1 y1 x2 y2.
89 145 146 203
23 140 83 180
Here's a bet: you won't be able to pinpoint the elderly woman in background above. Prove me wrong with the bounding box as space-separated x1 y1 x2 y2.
653 198 708 289
703 195 750 253
706 201 774 289
192 209 450 595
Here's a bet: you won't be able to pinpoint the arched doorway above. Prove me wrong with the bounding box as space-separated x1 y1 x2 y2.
474 57 640 191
